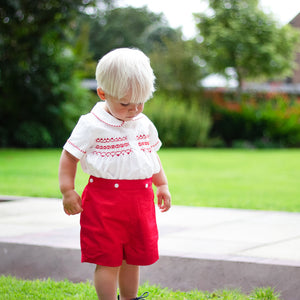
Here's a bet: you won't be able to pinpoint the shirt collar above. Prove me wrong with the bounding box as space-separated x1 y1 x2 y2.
91 102 143 127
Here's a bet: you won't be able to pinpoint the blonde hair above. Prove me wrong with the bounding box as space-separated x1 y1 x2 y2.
95 48 156 103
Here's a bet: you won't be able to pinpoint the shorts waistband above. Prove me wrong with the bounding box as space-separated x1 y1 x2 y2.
88 176 152 190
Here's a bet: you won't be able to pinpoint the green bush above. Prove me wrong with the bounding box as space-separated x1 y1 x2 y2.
14 121 53 148
56 79 97 147
210 93 300 148
144 94 212 147
0 1 97 149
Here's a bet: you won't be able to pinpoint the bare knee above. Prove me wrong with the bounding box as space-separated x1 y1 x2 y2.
94 265 120 300
118 261 140 299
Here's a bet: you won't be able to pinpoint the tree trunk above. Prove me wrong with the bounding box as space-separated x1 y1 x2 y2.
236 69 243 101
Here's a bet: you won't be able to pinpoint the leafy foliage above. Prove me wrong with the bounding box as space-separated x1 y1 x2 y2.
195 0 300 93
0 0 102 147
74 6 205 96
209 91 300 147
85 6 167 61
150 38 207 96
144 94 212 147
2 0 300 149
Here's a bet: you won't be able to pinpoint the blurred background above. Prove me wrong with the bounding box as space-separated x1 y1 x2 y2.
1 0 300 149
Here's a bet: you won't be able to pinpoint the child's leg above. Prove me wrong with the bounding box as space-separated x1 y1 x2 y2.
118 260 140 300
94 265 120 300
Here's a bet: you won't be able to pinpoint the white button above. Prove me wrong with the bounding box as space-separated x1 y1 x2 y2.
145 183 148 188
114 183 119 188
90 178 94 183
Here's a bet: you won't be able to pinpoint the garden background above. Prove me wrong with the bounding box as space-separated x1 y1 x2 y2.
1 1 300 299
1 0 300 209
1 0 300 150
1 0 300 213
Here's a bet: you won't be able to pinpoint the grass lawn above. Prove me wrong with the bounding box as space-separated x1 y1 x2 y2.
0 276 281 300
0 148 300 212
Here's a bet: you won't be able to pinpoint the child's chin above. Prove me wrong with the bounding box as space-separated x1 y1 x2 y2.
124 115 138 121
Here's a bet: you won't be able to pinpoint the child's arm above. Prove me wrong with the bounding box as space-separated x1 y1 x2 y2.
152 154 171 212
58 150 83 215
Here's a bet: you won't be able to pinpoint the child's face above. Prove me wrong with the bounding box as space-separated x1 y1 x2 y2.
104 96 144 121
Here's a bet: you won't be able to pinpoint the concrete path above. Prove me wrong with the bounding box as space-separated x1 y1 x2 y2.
0 196 300 299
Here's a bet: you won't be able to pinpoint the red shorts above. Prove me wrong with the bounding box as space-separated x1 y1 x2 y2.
80 176 159 267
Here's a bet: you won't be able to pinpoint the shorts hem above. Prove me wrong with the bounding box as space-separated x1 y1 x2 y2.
81 256 159 267
126 257 159 266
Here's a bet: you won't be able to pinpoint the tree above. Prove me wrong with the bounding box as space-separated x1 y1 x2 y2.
0 0 113 147
86 6 167 61
75 6 205 95
194 0 300 97
150 36 207 97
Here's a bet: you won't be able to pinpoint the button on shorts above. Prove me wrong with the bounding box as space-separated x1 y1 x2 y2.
80 176 159 267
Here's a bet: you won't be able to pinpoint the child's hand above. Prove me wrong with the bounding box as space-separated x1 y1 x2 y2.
62 189 83 215
156 184 171 212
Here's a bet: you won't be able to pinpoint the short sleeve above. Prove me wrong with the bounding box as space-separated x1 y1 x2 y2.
148 120 162 152
63 115 93 160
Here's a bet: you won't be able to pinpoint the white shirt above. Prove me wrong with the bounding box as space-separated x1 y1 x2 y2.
63 102 162 179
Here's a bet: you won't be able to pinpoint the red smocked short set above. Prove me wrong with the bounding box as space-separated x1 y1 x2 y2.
63 102 162 267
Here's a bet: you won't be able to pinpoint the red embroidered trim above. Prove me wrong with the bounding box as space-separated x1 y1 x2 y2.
136 134 160 152
95 142 130 150
139 140 160 153
92 112 124 127
138 141 150 147
67 140 86 154
96 137 127 143
152 140 160 149
92 149 132 157
136 134 150 140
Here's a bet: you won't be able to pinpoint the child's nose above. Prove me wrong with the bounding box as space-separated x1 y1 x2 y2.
130 105 139 111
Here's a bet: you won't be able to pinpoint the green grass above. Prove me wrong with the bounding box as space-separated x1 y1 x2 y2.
162 148 300 212
1 148 300 212
0 276 281 300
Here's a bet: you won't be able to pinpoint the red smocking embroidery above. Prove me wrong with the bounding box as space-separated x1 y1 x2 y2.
95 142 130 150
139 140 160 153
96 136 127 143
92 149 132 157
136 134 150 140
138 141 150 147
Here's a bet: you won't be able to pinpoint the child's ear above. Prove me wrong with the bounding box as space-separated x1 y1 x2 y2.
97 88 106 100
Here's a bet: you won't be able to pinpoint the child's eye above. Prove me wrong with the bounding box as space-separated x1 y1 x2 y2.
120 103 129 107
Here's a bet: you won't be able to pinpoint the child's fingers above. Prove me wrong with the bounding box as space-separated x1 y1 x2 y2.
63 191 83 215
161 200 171 212
157 194 163 208
157 195 171 212
63 202 83 215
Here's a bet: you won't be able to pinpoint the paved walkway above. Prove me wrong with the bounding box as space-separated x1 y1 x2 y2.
1 195 300 266
1 195 300 300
